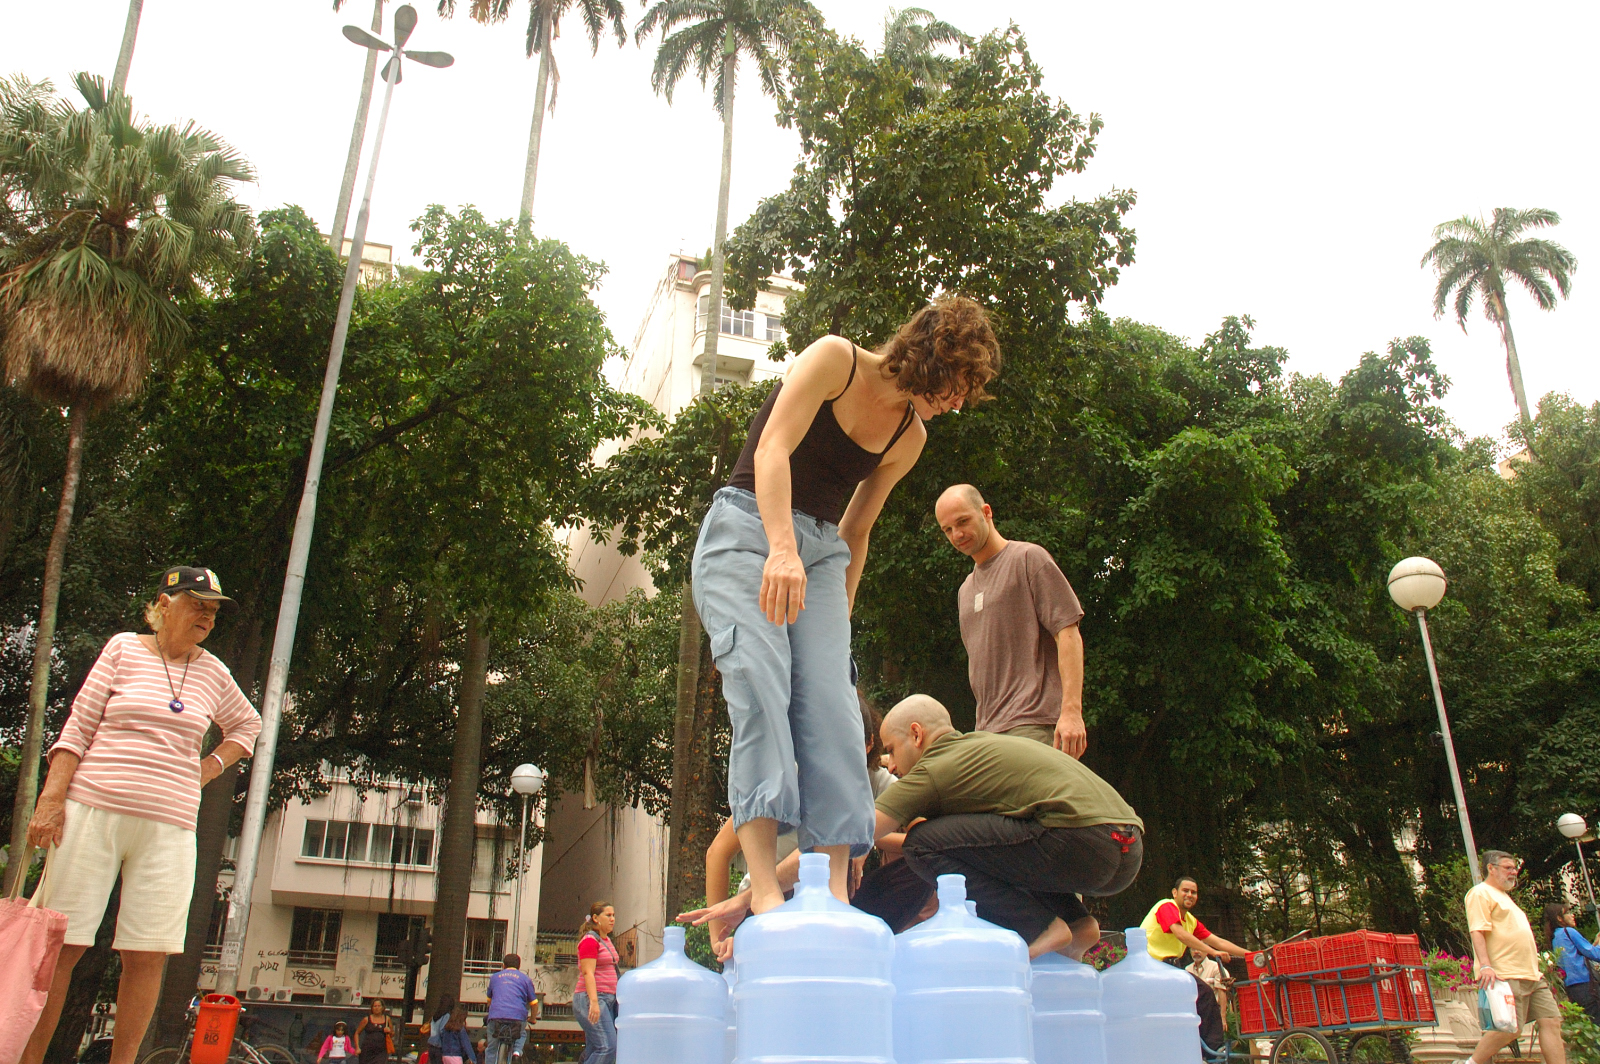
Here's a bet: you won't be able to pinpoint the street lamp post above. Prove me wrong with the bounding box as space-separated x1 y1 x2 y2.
214 6 452 996
1559 813 1598 914
510 764 547 956
1388 556 1481 885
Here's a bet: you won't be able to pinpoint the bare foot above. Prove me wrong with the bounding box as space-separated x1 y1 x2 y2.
1028 917 1075 959
750 887 786 915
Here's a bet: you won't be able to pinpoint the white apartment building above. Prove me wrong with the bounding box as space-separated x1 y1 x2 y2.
200 769 556 1016
539 254 798 964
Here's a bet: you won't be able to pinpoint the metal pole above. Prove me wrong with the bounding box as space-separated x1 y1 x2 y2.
215 63 401 995
1576 839 1598 913
512 793 530 956
1416 608 1481 884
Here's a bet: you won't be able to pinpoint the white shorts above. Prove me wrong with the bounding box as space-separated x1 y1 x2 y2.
36 799 196 953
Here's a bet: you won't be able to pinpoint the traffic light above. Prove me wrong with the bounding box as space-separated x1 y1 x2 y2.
395 939 414 969
409 924 432 969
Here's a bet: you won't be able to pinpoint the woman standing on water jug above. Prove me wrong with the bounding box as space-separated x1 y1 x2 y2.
691 296 1001 917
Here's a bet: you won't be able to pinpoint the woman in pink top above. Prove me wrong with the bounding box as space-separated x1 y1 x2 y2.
21 566 262 1064
574 901 620 1064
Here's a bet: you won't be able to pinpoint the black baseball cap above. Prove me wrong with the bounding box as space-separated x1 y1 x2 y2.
157 566 236 608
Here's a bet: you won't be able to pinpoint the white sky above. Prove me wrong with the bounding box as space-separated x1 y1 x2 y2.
6 1 1596 446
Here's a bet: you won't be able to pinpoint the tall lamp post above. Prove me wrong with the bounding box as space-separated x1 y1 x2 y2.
1388 556 1481 884
214 6 453 996
510 764 547 956
1559 813 1598 915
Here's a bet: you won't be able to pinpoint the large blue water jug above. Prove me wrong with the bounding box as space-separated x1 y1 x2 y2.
723 955 738 1064
1100 928 1200 1064
732 851 895 1064
893 874 1033 1064
1032 952 1106 1064
615 926 728 1064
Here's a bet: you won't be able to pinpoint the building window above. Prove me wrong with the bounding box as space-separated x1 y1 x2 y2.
375 913 426 971
471 834 511 894
721 305 757 338
764 315 786 343
289 908 343 968
302 820 431 867
464 919 507 975
203 892 228 961
696 293 709 331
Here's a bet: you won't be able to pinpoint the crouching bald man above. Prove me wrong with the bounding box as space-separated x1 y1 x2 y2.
874 694 1143 957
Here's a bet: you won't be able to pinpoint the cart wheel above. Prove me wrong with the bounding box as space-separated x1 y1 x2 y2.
1344 1033 1410 1064
1269 1029 1339 1064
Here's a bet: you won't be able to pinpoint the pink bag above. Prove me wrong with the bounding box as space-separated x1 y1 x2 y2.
0 848 68 1064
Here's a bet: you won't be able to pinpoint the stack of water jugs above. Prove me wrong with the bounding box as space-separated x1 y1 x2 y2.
615 853 1201 1064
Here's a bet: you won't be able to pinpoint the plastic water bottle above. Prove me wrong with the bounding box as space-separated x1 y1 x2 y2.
893 874 1033 1064
615 926 728 1064
732 851 895 1064
1100 928 1200 1064
1032 952 1106 1064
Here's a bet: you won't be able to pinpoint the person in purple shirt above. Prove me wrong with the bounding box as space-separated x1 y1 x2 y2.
483 953 539 1064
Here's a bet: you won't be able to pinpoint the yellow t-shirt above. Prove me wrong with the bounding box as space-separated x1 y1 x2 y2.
1464 882 1538 980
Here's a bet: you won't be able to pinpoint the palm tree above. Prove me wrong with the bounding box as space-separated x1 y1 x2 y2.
881 6 968 92
439 0 628 240
635 0 818 399
1422 207 1578 435
112 0 144 91
0 74 254 890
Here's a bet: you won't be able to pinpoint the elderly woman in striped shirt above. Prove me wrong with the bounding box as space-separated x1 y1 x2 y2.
21 566 262 1064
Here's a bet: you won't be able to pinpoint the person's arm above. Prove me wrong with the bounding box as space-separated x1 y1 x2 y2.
1471 929 1498 987
580 957 600 1023
1170 925 1228 959
28 638 125 847
704 819 742 949
874 809 904 843
1054 624 1086 757
1563 926 1600 962
752 336 856 625
316 1037 329 1063
837 426 926 615
27 750 80 848
201 740 251 785
1195 930 1248 959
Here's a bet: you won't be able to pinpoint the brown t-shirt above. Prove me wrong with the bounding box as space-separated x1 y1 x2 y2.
959 541 1084 734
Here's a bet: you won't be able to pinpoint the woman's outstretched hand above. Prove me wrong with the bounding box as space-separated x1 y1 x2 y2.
759 548 807 625
679 891 753 935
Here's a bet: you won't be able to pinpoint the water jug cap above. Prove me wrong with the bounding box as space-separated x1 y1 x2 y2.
663 926 686 953
965 900 978 917
1124 927 1148 952
936 873 967 909
798 851 829 889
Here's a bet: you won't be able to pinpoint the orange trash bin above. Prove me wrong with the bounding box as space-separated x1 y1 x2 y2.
191 994 241 1064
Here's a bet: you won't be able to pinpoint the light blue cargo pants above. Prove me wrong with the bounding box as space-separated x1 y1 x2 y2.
691 487 875 855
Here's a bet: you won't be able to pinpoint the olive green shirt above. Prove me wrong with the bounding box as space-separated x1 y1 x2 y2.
875 730 1142 831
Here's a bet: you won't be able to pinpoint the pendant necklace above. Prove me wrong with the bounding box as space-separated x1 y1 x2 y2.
156 632 192 713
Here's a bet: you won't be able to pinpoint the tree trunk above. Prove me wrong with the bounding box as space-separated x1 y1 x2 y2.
1492 289 1535 441
698 32 737 396
425 612 491 1021
111 0 143 91
45 878 122 1064
6 404 86 896
330 0 386 251
516 4 554 243
146 613 265 1050
664 583 704 919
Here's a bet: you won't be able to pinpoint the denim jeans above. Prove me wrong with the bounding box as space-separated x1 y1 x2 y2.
572 991 617 1064
691 487 875 854
482 1019 525 1064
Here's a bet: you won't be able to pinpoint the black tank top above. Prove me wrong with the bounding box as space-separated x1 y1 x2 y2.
726 345 917 525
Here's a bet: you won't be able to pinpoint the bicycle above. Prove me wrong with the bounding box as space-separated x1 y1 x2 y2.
137 998 298 1064
485 1019 525 1064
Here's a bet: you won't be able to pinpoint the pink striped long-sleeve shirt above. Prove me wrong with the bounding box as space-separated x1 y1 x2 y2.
50 632 262 830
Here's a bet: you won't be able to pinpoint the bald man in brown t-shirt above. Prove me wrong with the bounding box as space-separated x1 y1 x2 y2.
935 485 1086 756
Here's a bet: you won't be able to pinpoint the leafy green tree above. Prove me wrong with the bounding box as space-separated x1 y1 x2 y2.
439 0 628 239
1422 207 1578 435
0 74 253 890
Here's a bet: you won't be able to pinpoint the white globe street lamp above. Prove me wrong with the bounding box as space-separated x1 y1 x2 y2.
1388 557 1481 884
1559 813 1597 913
510 764 547 955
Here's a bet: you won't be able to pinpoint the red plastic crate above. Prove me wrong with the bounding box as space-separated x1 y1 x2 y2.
1391 933 1436 1023
1263 941 1323 1026
1237 980 1284 1035
1247 931 1437 1029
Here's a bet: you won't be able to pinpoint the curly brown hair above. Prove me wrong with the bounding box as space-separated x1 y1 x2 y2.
881 295 1001 403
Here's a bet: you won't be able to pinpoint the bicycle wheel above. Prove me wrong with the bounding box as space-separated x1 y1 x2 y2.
139 1047 185 1064
1344 1033 1410 1064
1270 1029 1339 1064
252 1044 300 1064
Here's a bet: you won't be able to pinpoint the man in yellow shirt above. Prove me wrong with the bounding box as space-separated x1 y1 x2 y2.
1462 851 1567 1064
1141 877 1249 965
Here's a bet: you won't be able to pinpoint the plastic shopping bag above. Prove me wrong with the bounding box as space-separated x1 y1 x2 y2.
0 849 68 1064
1478 980 1518 1034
